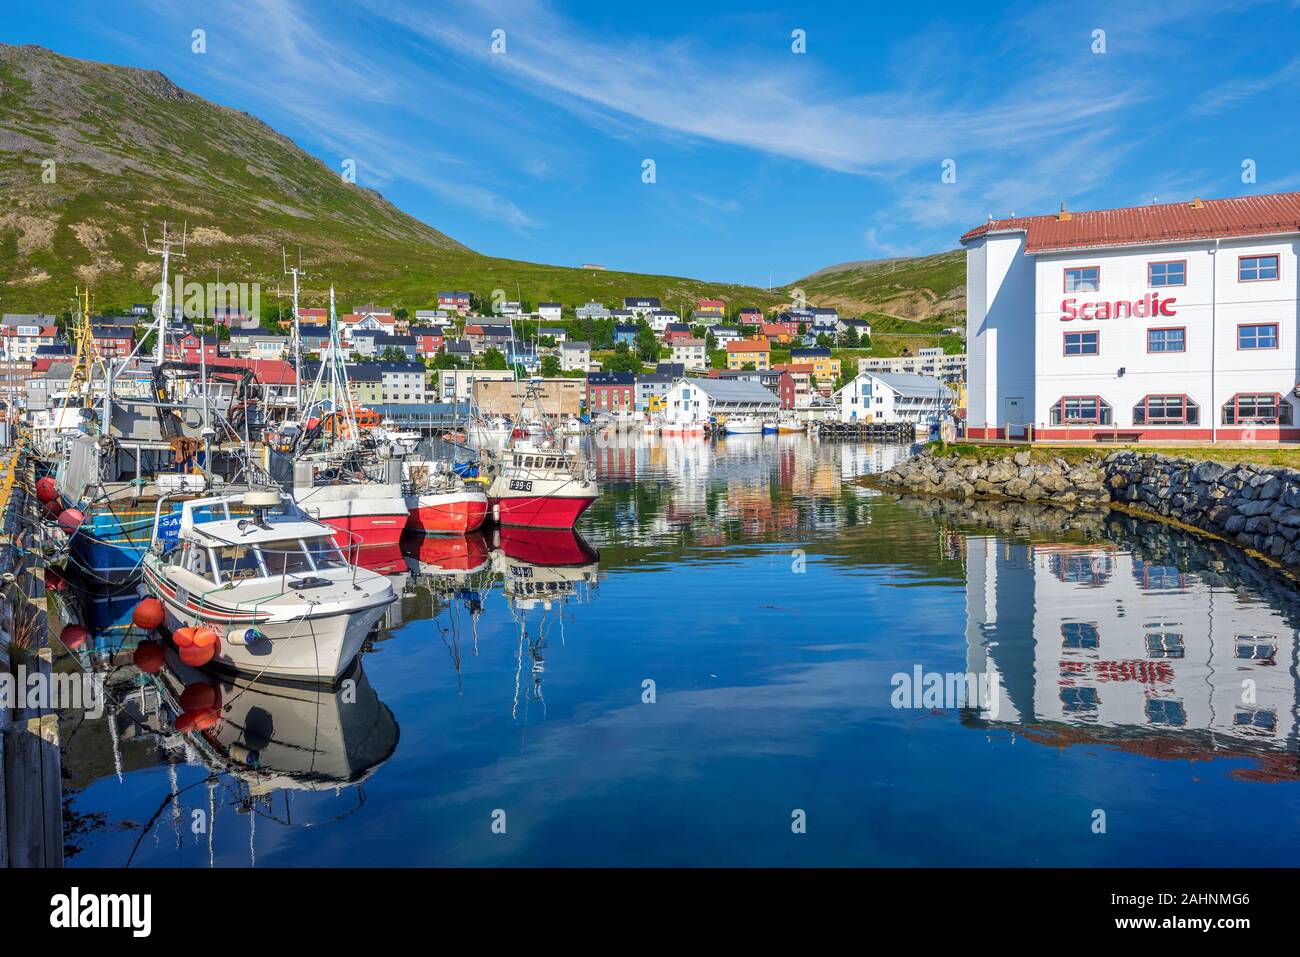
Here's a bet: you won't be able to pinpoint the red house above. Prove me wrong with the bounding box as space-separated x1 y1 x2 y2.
91 326 135 358
410 327 444 354
585 372 635 413
176 334 221 362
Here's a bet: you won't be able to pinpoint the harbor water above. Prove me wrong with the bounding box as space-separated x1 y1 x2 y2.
56 433 1300 866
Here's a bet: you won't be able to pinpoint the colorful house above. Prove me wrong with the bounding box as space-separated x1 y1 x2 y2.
726 339 771 371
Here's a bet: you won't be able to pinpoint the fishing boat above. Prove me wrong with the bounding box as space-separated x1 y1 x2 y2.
722 414 764 435
660 417 707 435
762 418 779 434
141 489 396 682
468 415 512 449
485 441 597 528
402 459 489 534
292 463 409 552
776 413 803 433
482 380 597 529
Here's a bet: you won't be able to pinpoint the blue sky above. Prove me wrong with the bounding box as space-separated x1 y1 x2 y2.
5 0 1300 285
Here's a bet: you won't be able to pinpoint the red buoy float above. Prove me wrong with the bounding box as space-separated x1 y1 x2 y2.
132 597 165 630
57 508 85 533
173 626 196 648
192 627 219 649
179 643 215 667
179 682 221 714
44 499 61 519
35 476 58 503
133 641 165 673
60 623 89 651
44 568 65 591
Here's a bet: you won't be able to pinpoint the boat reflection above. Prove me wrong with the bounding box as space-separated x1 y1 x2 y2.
948 501 1300 780
401 527 600 712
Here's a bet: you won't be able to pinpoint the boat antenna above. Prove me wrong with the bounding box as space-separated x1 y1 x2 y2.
283 247 305 410
143 220 187 365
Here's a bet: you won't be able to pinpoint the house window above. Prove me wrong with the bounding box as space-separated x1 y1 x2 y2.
1145 631 1185 659
1133 395 1199 425
1146 698 1187 726
1222 393 1293 425
1064 266 1100 292
1239 254 1279 282
1063 331 1099 356
1238 323 1278 349
1147 327 1186 353
1050 396 1112 425
1148 261 1186 287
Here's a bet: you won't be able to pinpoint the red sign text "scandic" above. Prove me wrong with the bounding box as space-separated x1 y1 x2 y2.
1061 292 1177 321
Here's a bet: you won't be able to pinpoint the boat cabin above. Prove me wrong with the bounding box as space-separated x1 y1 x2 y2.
505 446 578 475
160 494 349 585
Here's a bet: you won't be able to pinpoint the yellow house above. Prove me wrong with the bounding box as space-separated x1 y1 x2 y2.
726 339 771 370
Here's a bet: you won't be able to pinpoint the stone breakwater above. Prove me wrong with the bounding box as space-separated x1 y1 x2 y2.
866 446 1300 573
867 447 1109 507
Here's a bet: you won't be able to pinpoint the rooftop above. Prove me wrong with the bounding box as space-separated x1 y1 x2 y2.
727 339 770 353
961 191 1300 253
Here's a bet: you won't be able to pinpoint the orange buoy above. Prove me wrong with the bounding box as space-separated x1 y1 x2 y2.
60 623 89 651
132 597 165 630
174 711 197 733
173 626 196 648
192 627 219 649
190 709 221 732
179 682 221 714
133 641 165 673
35 476 58 503
179 643 215 667
57 508 85 533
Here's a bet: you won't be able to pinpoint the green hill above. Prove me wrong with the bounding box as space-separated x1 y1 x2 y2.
783 249 966 322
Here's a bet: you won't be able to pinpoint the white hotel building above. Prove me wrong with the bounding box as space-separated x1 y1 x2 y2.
964 192 1300 441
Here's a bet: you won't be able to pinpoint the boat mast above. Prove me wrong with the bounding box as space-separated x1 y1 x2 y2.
143 221 186 365
283 247 303 411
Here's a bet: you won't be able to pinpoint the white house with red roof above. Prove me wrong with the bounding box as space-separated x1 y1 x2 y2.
0 323 58 361
963 191 1300 442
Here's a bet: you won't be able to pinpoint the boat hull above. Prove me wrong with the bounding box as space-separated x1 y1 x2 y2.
490 493 595 529
143 563 392 682
404 489 489 534
294 484 407 551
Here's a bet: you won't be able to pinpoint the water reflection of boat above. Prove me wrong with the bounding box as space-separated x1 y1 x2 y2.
494 525 599 567
401 530 491 575
154 659 399 792
492 527 599 609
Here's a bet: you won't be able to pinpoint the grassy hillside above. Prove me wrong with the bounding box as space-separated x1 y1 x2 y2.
784 249 965 322
0 43 784 315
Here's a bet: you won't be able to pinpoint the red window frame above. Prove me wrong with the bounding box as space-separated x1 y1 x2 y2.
1222 392 1291 425
1063 265 1101 293
1133 394 1199 425
1053 395 1112 425
1147 259 1187 287
1237 322 1279 350
1146 326 1187 353
1062 330 1099 356
1238 254 1280 283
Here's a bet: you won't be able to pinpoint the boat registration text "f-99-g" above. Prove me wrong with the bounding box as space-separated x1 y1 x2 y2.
509 479 533 492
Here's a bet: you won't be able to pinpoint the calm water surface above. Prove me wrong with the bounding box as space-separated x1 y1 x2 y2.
60 434 1300 866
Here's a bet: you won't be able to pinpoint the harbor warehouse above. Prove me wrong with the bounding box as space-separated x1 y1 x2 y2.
664 377 779 420
963 192 1300 441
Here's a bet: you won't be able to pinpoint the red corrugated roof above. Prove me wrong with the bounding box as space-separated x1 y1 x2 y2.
205 356 297 385
960 192 1300 252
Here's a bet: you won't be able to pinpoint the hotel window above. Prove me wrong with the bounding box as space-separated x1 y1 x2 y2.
1064 266 1100 292
1234 707 1277 736
1146 698 1187 727
1239 254 1279 281
1147 327 1185 353
1132 395 1198 425
1050 396 1112 425
1237 323 1278 349
1145 630 1185 659
1222 393 1293 425
1061 622 1100 649
1234 635 1277 663
1147 261 1186 286
1063 331 1099 356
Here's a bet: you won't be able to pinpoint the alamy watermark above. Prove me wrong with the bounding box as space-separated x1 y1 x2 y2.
1 665 105 718
151 273 261 322
890 665 1000 718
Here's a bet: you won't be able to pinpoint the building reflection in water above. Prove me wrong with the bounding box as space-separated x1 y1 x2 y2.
962 522 1300 778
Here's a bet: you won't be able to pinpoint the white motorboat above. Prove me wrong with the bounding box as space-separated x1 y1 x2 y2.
141 490 396 682
722 414 764 435
661 418 707 435
373 420 422 455
468 415 512 449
